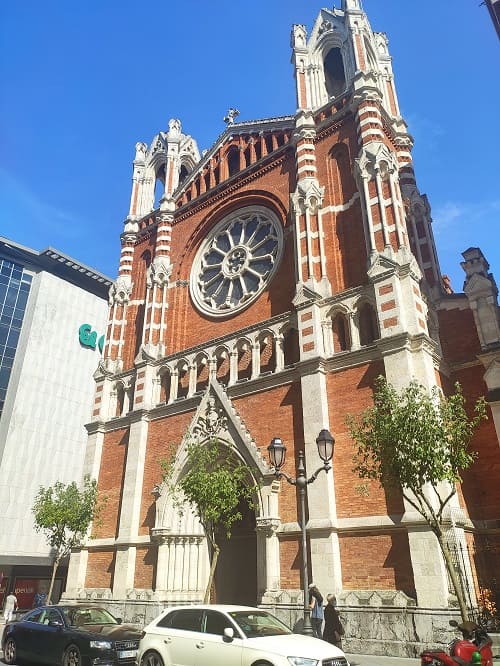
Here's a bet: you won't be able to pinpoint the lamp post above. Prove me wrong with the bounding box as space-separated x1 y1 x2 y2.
267 429 334 636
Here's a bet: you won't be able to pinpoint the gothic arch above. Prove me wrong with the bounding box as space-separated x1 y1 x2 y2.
331 309 351 352
323 46 347 98
154 384 273 524
226 145 241 177
113 380 126 417
194 352 210 393
280 323 300 367
153 163 166 209
213 346 230 386
357 300 379 345
258 329 276 374
235 337 252 381
158 365 173 404
134 249 151 300
176 358 190 399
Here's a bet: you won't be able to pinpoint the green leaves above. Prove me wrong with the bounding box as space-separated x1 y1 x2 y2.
160 436 259 603
347 377 486 495
347 377 487 620
32 474 100 557
162 437 255 547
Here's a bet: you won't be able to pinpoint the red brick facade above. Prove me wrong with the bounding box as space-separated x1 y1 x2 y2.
68 1 499 628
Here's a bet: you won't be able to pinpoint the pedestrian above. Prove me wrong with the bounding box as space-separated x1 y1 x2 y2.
308 583 324 639
32 590 47 608
323 594 344 648
3 592 18 623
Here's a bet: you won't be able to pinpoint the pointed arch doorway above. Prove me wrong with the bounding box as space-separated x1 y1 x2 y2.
214 495 257 606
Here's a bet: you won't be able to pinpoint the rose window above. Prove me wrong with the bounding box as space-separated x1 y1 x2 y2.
190 206 283 317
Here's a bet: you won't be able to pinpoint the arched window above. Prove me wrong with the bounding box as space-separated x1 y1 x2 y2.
283 327 300 366
195 355 209 393
215 349 230 386
203 172 210 192
227 146 240 177
332 313 350 352
153 165 166 209
159 369 171 403
324 47 346 98
358 303 379 346
115 383 125 417
236 341 252 381
177 362 189 399
178 164 189 185
135 250 151 300
259 333 276 374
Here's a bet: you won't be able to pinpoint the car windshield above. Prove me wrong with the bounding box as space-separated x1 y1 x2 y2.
62 607 119 627
229 611 292 638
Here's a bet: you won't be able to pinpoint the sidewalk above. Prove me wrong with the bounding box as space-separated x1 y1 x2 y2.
345 653 500 666
347 655 418 665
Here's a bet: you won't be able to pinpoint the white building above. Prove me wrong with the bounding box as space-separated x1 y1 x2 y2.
0 237 111 610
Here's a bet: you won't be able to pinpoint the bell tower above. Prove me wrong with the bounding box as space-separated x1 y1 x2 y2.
290 2 463 612
291 0 400 118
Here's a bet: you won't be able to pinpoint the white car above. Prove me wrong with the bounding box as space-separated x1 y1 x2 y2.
136 604 349 666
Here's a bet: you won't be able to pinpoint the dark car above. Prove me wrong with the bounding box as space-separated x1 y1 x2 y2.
1 604 142 666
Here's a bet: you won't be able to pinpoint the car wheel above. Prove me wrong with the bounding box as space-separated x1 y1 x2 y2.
140 650 165 666
63 644 81 666
3 637 17 665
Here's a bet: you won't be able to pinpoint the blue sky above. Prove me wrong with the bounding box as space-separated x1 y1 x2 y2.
1 1 499 292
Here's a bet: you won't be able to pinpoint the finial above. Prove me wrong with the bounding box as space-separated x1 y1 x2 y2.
223 108 240 126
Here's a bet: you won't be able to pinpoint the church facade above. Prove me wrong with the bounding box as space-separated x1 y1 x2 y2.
65 1 500 654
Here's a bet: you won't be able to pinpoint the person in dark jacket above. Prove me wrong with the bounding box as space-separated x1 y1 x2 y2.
323 594 344 648
308 583 324 639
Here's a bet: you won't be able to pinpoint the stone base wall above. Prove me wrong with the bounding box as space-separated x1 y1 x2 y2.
63 587 492 658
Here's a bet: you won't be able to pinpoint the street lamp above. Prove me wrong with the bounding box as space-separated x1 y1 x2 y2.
267 429 335 636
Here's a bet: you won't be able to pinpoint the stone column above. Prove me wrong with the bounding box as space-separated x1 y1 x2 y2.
275 334 285 372
113 547 137 598
301 367 343 596
384 346 450 608
251 341 261 380
112 413 149 598
152 529 170 593
169 368 178 402
229 349 238 385
256 518 281 599
65 549 89 595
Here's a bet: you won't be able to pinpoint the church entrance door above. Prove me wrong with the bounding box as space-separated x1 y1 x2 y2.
214 496 257 606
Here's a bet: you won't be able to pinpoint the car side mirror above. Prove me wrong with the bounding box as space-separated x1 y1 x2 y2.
49 620 64 628
115 618 122 624
223 627 234 641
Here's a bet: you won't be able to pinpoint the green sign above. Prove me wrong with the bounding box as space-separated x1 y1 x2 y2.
79 324 104 353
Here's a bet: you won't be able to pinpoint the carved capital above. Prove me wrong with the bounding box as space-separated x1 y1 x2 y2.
256 517 281 536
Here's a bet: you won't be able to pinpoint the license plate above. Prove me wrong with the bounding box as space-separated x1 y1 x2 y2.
118 650 137 659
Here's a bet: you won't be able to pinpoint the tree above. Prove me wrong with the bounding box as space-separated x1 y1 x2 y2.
346 377 487 622
161 437 257 603
32 475 101 604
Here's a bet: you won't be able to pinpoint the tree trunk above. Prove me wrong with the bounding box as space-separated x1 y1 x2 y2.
204 543 219 604
436 531 469 622
47 554 61 605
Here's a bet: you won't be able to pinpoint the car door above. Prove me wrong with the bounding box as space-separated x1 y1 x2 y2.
34 608 67 664
16 608 44 662
155 608 202 666
194 610 243 666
